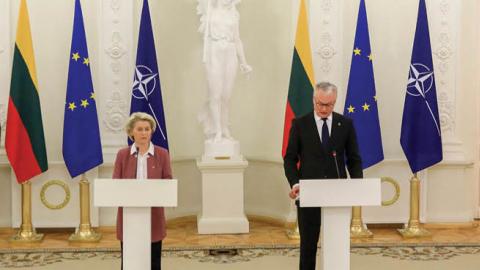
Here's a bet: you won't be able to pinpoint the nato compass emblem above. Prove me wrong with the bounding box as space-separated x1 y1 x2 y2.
406 63 440 136
132 65 157 101
131 65 166 140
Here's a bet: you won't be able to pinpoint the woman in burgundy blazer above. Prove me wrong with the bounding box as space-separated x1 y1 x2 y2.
114 112 172 270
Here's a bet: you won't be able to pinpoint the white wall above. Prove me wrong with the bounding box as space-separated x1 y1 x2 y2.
0 0 478 227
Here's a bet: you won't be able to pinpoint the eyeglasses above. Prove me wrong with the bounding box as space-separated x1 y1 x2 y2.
314 102 335 108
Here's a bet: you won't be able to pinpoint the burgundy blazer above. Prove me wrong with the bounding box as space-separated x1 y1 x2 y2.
113 145 172 242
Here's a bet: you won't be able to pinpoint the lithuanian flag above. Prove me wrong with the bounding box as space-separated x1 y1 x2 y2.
282 0 315 157
6 0 48 183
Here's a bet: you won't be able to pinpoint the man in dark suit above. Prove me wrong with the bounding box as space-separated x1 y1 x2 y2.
284 82 363 270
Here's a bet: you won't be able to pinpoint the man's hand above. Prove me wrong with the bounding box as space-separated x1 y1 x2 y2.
289 184 300 199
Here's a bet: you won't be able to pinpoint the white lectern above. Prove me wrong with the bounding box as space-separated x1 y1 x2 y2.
300 178 381 270
94 179 177 270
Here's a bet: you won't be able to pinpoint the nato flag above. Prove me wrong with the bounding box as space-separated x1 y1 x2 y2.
400 0 442 173
129 0 169 149
63 0 103 178
343 0 383 169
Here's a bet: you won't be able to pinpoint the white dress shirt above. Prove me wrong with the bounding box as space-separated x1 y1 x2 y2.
314 112 332 143
130 143 155 179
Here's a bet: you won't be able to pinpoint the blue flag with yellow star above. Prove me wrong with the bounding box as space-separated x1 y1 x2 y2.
400 0 442 173
129 0 169 149
63 0 103 178
343 0 383 169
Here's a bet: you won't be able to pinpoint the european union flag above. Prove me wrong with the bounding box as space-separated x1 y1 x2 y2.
401 0 442 173
129 0 169 149
343 0 383 169
63 0 103 178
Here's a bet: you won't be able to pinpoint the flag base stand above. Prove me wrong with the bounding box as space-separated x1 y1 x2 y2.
69 225 102 242
69 176 102 243
9 230 44 243
9 182 44 243
397 174 431 238
350 206 373 238
286 220 300 240
350 225 373 238
398 226 431 238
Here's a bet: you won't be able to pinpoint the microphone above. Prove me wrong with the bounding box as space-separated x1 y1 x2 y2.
328 138 340 179
332 150 341 179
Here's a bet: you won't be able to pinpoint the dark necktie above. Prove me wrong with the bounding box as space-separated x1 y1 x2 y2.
321 118 329 149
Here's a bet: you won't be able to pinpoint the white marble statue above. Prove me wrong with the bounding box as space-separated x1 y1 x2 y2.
197 0 252 143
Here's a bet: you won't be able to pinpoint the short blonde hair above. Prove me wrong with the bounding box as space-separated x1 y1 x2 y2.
125 112 157 140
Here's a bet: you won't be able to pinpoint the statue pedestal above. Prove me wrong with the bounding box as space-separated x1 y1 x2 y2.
197 140 249 234
203 139 240 159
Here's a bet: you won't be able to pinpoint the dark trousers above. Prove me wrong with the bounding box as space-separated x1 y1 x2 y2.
297 206 321 270
121 241 162 270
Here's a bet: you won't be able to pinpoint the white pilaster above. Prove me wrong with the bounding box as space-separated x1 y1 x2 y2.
310 0 344 109
98 0 135 163
429 0 464 160
0 0 10 156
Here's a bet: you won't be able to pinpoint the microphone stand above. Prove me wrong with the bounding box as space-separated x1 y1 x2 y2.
332 150 341 179
135 146 139 179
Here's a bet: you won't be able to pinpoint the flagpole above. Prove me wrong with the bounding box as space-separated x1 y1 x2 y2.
398 173 430 238
9 181 44 243
350 206 373 238
69 174 101 242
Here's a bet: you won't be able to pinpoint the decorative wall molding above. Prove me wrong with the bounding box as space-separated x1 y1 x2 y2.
105 32 127 85
432 0 456 136
430 0 464 160
98 0 134 162
103 90 128 133
290 0 342 89
315 33 337 74
309 0 344 108
313 0 337 74
110 0 121 13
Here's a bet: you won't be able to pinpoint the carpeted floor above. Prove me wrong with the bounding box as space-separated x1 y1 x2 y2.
2 246 480 270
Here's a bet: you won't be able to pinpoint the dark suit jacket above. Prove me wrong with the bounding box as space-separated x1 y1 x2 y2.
284 111 363 187
113 145 172 242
